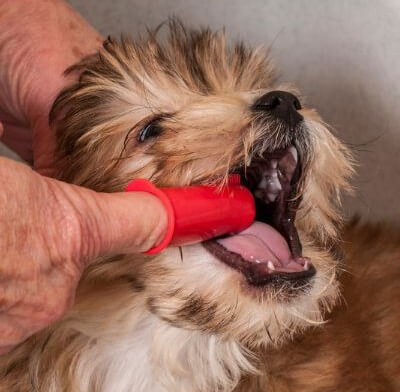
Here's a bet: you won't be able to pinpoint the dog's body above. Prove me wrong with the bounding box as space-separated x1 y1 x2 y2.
1 22 399 391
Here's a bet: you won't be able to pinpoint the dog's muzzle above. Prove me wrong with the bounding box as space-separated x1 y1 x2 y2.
204 97 315 289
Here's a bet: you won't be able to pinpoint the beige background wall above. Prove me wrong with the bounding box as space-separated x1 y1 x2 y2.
4 1 400 223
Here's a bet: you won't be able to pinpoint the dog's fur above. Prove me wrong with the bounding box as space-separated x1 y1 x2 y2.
1 22 399 392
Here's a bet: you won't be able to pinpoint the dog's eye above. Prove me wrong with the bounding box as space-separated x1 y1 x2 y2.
138 121 162 143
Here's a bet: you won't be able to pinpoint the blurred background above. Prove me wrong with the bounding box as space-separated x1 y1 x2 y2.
3 0 400 222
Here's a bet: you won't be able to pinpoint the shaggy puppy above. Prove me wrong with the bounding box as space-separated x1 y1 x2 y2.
3 21 393 392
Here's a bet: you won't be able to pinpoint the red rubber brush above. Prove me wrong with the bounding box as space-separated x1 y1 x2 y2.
125 174 255 254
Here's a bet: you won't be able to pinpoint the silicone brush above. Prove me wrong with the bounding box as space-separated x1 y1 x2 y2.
125 174 256 254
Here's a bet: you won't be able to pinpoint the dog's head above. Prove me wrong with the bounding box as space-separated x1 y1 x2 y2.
51 21 352 350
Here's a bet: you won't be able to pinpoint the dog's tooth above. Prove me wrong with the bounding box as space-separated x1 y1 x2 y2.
288 146 298 164
258 176 268 190
255 189 275 204
267 261 275 271
303 259 309 271
267 181 282 192
266 175 282 193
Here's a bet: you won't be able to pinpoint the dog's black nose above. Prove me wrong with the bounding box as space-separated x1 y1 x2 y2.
253 91 303 128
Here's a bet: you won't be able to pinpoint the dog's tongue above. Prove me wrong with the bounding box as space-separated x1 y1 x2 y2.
216 221 291 264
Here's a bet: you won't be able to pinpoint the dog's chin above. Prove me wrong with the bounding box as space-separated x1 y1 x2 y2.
152 239 336 346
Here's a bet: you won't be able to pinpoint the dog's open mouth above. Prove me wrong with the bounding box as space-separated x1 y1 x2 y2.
204 146 316 286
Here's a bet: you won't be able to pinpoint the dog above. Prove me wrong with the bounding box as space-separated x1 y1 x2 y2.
1 21 398 392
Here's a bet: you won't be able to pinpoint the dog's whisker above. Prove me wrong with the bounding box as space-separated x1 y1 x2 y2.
179 246 184 263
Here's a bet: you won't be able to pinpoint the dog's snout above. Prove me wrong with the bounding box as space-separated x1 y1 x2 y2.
257 91 301 111
253 91 303 128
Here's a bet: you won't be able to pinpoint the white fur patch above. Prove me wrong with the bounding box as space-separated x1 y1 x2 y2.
69 312 255 392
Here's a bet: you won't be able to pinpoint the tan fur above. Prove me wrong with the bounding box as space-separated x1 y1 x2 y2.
4 21 395 392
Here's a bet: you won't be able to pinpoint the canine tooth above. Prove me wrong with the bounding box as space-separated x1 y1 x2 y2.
267 192 278 202
288 146 298 164
267 261 275 271
304 260 309 270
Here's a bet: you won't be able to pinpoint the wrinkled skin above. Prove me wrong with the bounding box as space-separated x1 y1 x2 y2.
0 0 168 354
0 0 102 174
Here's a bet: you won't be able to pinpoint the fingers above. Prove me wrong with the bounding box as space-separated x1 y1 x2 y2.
46 178 169 262
0 157 167 355
0 122 33 163
0 0 103 173
85 191 169 257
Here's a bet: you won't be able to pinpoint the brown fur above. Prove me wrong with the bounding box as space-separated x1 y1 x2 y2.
236 220 400 392
1 21 397 392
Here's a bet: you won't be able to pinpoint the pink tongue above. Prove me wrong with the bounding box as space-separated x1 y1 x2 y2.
216 221 291 265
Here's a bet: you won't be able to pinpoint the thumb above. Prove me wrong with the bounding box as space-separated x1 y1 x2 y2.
1 156 167 269
53 181 168 263
0 158 166 353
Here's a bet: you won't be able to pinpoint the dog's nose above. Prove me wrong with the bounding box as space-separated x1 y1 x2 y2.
253 91 303 128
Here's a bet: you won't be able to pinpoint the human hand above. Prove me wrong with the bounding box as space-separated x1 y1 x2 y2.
0 158 167 355
0 0 103 175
